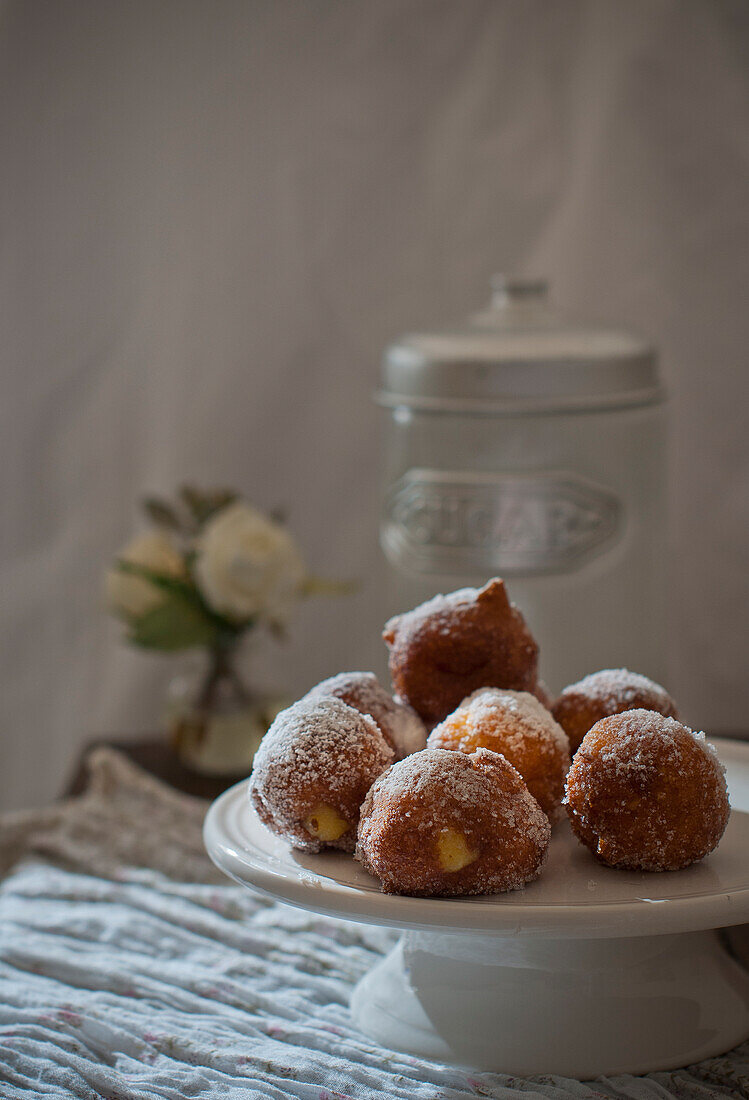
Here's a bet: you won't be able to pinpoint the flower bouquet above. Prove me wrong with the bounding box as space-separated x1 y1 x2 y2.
106 486 344 775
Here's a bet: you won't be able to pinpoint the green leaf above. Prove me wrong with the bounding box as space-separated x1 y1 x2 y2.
115 559 243 635
141 496 184 532
179 485 238 527
127 593 219 651
115 559 195 602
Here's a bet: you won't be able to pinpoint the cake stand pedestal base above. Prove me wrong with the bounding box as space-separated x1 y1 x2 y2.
351 928 749 1078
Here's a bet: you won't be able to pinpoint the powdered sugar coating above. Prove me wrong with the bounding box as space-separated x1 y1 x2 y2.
249 697 394 853
552 668 678 754
356 747 550 896
564 709 729 871
385 586 481 626
383 578 539 725
428 689 571 823
446 688 569 755
303 671 427 759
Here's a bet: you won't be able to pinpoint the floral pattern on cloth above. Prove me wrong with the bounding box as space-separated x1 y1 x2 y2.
0 748 747 1100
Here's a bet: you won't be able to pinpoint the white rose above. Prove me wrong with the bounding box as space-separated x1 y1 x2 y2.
105 531 184 619
195 502 306 624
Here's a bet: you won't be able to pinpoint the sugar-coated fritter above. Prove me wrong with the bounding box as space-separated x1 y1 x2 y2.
383 579 539 726
302 671 426 759
355 747 550 896
564 709 729 871
428 689 571 822
552 668 678 754
249 697 393 853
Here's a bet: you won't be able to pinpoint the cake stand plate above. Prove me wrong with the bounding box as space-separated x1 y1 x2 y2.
204 738 749 1078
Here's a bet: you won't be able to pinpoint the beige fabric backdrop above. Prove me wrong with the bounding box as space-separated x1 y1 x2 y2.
2 0 748 810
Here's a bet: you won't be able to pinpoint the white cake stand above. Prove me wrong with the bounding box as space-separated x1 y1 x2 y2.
204 737 749 1078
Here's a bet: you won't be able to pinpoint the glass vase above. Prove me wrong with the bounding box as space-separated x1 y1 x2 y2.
165 643 285 777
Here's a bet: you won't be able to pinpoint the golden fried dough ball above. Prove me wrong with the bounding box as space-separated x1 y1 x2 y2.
383 579 539 726
355 747 550 896
564 710 729 871
552 669 678 754
428 689 570 822
249 697 393 853
302 671 426 759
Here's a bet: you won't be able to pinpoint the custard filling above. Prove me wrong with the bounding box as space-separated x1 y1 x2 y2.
304 803 349 842
436 827 478 872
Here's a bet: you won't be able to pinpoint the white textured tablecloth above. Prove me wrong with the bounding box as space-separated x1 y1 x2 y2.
1 750 747 1099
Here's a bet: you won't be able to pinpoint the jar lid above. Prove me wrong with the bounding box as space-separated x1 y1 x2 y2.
378 277 663 414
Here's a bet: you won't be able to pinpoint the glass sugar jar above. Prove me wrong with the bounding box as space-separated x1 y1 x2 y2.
377 277 668 695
